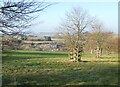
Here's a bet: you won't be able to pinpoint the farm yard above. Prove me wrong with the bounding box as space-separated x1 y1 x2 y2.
2 50 118 85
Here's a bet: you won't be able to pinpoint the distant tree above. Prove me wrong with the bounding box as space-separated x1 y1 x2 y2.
59 7 92 62
85 31 117 56
90 20 105 58
0 0 52 35
2 35 22 50
103 32 118 54
89 20 118 58
84 32 96 54
44 36 51 41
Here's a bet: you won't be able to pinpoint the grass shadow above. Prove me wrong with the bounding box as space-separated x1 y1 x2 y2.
2 61 118 85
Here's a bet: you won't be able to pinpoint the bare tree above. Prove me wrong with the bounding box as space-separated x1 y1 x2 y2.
59 7 92 62
86 31 118 58
0 0 52 35
103 32 118 54
84 32 96 54
90 20 105 58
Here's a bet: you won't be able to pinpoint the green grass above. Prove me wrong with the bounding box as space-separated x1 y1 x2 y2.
2 50 118 86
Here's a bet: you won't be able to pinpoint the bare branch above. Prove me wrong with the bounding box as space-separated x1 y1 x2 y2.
0 0 53 35
59 7 91 50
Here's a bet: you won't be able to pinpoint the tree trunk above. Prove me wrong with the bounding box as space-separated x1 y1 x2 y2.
69 47 82 62
90 49 93 54
96 46 103 58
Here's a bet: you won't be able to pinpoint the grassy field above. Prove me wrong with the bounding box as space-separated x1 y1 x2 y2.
2 50 119 86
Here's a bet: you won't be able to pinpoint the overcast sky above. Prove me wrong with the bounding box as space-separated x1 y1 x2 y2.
29 1 118 34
